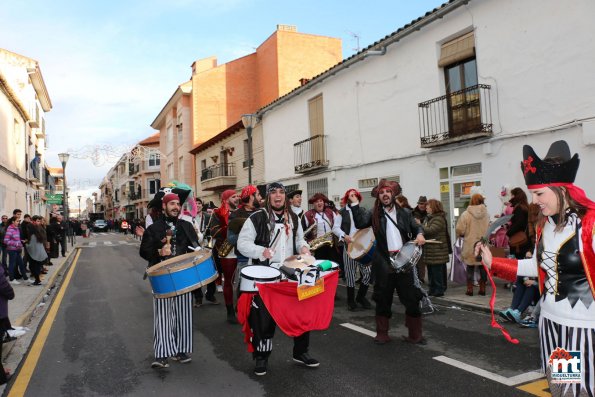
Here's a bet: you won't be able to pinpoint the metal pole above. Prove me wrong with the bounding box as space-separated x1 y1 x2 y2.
247 126 253 185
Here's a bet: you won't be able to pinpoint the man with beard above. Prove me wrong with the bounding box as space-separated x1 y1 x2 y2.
224 185 262 323
237 183 316 376
351 180 426 345
139 193 200 369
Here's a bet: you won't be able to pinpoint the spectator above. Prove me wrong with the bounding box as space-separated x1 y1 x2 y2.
3 216 28 284
412 196 428 224
396 195 413 211
46 217 61 260
422 199 451 297
455 194 490 296
0 215 8 273
26 216 48 285
0 265 15 385
506 187 531 259
56 215 67 257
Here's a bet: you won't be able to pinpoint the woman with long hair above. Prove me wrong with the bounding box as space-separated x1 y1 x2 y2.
26 215 48 285
507 187 531 259
456 194 490 296
422 199 450 297
478 140 595 396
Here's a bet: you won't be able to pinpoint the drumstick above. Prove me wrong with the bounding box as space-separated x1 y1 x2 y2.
423 239 442 244
269 229 281 249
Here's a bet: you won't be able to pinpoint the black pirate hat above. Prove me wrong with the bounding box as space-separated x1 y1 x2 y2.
521 140 579 188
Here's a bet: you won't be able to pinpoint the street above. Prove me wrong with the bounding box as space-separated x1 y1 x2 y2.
8 232 544 396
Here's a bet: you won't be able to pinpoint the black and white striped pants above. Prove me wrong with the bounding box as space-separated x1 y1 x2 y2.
343 250 371 288
540 315 594 397
153 292 193 359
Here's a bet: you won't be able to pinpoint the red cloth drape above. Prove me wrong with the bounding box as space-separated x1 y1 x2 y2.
257 271 339 337
237 292 257 352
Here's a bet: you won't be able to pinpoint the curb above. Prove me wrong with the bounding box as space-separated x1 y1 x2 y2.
431 296 494 314
14 248 78 327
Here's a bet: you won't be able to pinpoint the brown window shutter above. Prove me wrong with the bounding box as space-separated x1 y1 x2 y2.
438 31 475 67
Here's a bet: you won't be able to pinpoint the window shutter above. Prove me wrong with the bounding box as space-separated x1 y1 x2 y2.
438 31 475 67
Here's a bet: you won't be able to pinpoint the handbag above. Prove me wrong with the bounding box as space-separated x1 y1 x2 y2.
508 231 528 248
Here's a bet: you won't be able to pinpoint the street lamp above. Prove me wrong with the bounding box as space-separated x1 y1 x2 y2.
58 153 70 219
241 114 258 185
77 195 82 220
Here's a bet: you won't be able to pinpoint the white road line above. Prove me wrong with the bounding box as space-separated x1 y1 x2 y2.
104 241 113 245
88 242 96 247
433 355 543 386
118 241 127 244
340 322 376 338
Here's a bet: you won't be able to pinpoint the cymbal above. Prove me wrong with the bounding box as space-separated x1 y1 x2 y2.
283 254 316 269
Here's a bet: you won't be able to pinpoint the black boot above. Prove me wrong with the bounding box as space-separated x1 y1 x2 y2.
347 287 358 311
226 305 238 324
355 285 372 309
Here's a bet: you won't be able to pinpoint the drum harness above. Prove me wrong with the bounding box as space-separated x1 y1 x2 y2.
383 210 436 314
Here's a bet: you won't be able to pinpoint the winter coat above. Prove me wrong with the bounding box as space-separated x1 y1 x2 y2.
455 204 490 266
0 266 15 321
3 224 23 251
422 213 450 265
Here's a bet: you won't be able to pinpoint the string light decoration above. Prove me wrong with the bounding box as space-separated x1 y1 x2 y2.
65 144 167 167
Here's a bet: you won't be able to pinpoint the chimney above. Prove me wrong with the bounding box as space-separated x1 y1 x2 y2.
299 78 311 86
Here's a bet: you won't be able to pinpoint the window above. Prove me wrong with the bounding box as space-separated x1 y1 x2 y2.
201 159 206 170
149 153 160 167
177 115 183 145
149 179 159 194
308 95 324 136
285 184 299 194
306 178 328 209
178 156 184 180
167 164 173 179
166 125 173 151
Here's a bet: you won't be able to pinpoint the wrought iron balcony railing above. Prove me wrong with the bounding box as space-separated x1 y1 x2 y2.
201 163 236 181
418 84 493 148
294 135 329 173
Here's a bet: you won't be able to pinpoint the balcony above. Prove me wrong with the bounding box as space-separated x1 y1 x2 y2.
200 164 236 191
294 135 329 173
418 84 493 148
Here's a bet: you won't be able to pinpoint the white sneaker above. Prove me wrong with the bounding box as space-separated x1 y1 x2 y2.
10 280 21 285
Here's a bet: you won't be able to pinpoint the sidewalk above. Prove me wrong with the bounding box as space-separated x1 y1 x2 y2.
430 277 516 314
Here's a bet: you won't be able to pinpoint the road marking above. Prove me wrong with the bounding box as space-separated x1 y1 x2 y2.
88 242 96 247
104 241 113 245
340 322 376 338
8 249 82 397
118 241 127 244
433 355 543 386
517 379 551 396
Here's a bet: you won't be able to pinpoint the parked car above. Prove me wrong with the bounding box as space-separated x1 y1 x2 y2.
93 219 108 232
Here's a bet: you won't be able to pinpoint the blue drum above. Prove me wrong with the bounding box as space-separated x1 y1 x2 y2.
347 227 376 266
147 251 217 298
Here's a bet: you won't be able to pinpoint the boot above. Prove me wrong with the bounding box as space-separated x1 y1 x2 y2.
374 316 391 344
226 305 238 324
402 315 426 345
478 280 486 296
355 285 372 309
465 281 474 296
347 287 358 311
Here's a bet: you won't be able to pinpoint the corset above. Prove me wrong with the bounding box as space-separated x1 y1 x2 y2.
539 222 594 309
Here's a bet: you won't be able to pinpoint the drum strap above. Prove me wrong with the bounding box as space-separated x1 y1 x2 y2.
384 210 408 240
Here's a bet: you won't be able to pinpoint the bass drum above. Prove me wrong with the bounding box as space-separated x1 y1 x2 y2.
347 227 376 265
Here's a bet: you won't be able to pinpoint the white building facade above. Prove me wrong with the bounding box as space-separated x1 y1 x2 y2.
258 0 595 231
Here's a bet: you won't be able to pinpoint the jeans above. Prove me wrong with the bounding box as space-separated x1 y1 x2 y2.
427 264 446 295
8 250 27 281
510 276 539 313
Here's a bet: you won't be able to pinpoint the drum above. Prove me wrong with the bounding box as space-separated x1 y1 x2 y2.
239 265 282 292
147 251 217 298
283 254 316 270
347 227 376 265
390 241 423 273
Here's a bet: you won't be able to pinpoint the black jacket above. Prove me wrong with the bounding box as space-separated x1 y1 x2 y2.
139 218 199 267
351 204 423 272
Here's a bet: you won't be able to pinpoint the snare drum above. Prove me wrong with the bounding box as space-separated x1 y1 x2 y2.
347 227 376 265
239 265 282 292
390 241 423 273
147 251 217 298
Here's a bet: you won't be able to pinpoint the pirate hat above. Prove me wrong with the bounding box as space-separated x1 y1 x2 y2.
521 140 579 188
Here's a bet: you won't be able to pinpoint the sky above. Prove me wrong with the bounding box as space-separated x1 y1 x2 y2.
1 0 446 206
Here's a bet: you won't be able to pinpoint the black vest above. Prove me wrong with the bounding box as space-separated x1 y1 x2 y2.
249 209 299 257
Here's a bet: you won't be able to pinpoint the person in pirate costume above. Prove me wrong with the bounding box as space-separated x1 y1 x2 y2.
288 189 304 220
236 182 316 376
303 193 341 263
225 185 262 323
351 179 427 344
332 188 372 311
139 193 200 369
478 140 595 397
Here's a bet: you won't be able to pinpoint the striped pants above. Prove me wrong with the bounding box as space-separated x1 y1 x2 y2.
153 292 193 359
343 250 371 288
540 316 594 396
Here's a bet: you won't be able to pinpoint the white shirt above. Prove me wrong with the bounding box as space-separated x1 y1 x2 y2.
314 212 332 237
332 205 357 240
385 207 403 252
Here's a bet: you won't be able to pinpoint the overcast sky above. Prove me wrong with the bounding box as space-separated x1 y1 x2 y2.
1 0 445 205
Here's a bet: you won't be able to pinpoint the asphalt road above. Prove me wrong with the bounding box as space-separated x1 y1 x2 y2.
10 232 543 396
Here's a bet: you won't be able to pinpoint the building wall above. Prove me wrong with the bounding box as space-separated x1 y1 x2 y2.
260 0 595 223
